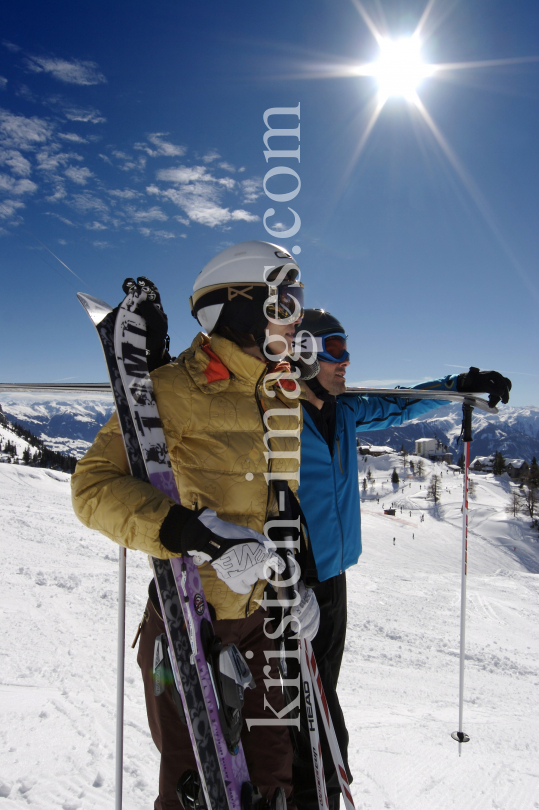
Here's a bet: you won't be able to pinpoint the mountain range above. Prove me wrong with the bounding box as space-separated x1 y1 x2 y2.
1 393 538 463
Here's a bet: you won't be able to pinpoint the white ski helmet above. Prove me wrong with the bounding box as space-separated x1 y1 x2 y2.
190 240 302 335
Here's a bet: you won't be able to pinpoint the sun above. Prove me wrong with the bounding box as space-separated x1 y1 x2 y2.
372 37 432 100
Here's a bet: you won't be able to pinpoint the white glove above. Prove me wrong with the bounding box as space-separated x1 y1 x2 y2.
196 510 285 595
291 581 320 641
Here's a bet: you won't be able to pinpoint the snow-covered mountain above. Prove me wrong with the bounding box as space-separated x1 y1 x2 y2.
0 393 114 458
358 403 539 462
1 393 538 463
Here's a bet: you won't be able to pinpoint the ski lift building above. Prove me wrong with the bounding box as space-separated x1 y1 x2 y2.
415 437 452 463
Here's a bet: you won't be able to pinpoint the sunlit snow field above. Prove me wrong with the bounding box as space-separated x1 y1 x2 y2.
1 454 538 809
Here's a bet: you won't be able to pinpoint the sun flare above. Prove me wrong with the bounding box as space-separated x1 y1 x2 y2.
372 37 432 100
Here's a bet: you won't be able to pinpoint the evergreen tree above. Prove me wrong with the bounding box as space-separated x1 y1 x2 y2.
417 459 425 477
409 459 415 474
362 477 368 492
493 451 506 476
391 468 400 485
22 446 31 465
528 457 539 488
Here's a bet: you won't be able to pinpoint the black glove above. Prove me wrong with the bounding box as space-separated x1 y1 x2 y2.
119 277 171 372
160 504 224 559
159 504 271 561
457 367 512 408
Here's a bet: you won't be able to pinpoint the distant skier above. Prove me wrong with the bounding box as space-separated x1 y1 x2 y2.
72 242 320 810
292 308 511 810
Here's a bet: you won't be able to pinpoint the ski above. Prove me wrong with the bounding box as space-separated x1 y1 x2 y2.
77 290 253 810
0 382 111 393
342 388 498 414
0 384 497 415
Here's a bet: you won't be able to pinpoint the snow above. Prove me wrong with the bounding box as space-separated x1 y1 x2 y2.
1 457 538 809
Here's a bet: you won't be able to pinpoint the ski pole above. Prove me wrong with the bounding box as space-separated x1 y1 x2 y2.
116 546 127 810
303 640 355 810
273 480 329 810
451 401 472 754
299 643 330 810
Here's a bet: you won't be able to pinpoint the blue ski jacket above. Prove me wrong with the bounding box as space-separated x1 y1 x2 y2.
297 376 458 582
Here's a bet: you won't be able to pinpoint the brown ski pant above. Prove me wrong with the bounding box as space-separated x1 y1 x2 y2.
137 599 294 810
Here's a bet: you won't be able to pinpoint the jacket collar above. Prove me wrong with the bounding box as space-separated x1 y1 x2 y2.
182 332 265 394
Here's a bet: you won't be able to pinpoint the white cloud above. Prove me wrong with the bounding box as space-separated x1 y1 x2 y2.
155 182 259 227
36 148 83 184
126 205 168 223
58 238 67 244
202 149 221 163
0 148 31 176
46 185 67 203
0 109 52 150
180 233 187 238
241 178 262 203
0 173 37 195
25 56 107 86
0 77 7 90
107 188 140 199
157 165 209 184
70 192 109 216
135 133 187 158
65 166 93 185
219 161 236 172
46 213 75 226
85 221 107 230
92 240 112 249
138 227 177 241
63 105 105 124
0 198 24 218
2 41 21 53
218 177 235 190
173 215 190 226
58 133 88 143
266 221 288 232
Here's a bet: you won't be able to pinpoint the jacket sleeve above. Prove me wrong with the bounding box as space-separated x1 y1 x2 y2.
71 411 178 558
352 375 458 432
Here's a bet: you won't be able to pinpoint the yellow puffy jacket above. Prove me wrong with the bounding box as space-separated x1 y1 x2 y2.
71 332 302 620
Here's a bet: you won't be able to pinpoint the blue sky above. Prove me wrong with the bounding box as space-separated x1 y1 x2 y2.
1 0 538 405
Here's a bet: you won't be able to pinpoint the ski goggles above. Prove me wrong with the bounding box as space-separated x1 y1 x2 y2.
265 281 304 324
294 331 349 363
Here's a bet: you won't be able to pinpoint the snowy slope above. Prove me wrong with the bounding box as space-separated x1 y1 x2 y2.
0 459 538 809
0 423 35 463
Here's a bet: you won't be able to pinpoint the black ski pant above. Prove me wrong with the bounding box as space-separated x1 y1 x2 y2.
137 598 294 810
288 573 350 810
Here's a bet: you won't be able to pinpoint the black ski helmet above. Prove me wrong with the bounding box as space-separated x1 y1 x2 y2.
300 309 345 337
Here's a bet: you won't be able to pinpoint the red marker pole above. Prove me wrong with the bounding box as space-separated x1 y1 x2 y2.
452 402 473 753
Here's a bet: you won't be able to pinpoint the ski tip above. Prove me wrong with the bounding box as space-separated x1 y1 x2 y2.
451 731 470 743
77 292 114 325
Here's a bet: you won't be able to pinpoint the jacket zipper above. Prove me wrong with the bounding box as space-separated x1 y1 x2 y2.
336 437 344 474
332 430 345 573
